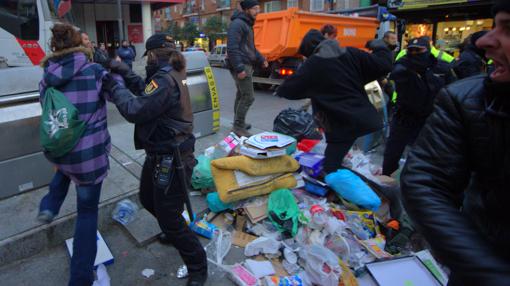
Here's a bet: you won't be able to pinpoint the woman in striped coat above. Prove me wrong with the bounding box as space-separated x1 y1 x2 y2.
37 23 113 286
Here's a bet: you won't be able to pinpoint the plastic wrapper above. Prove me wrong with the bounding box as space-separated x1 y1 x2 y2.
205 229 232 266
176 265 188 279
190 218 218 239
324 233 351 261
344 211 379 239
112 199 138 225
244 237 281 257
263 275 304 286
302 245 342 286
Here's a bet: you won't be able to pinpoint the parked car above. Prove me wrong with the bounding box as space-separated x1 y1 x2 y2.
207 44 227 68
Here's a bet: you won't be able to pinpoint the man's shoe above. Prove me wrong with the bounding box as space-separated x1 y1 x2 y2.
157 233 172 245
37 210 55 224
244 123 252 130
232 126 252 138
186 272 207 286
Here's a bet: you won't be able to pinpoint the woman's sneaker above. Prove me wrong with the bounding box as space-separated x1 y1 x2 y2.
37 210 55 223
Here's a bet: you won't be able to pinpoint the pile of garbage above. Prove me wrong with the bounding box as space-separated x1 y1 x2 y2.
188 131 448 286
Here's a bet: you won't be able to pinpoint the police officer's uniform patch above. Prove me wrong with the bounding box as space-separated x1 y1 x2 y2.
145 80 159 94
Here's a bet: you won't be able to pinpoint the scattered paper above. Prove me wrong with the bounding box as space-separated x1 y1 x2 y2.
92 264 110 286
142 268 155 278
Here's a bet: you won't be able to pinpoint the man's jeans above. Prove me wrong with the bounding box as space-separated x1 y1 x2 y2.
231 65 255 129
39 170 102 286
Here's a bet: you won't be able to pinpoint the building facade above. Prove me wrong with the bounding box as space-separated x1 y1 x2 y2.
155 0 369 49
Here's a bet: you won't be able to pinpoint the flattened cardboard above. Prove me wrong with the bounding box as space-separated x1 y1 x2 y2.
232 230 257 247
243 197 269 224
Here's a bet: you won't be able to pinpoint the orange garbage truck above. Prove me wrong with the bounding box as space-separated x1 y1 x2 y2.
252 8 379 88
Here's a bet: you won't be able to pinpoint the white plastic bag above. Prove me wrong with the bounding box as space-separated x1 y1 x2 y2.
244 237 281 257
205 229 232 266
303 245 342 286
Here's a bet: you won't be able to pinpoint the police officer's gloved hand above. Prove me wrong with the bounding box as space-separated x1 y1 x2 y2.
101 73 120 94
108 60 131 78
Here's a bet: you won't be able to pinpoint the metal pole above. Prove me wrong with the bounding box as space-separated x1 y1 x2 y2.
117 0 124 41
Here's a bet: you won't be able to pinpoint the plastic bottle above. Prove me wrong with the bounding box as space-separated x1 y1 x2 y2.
112 199 138 225
309 205 327 229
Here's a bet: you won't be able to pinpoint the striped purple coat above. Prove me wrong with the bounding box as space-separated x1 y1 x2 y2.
40 47 111 185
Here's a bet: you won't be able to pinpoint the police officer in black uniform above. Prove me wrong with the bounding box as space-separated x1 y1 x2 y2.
102 33 208 286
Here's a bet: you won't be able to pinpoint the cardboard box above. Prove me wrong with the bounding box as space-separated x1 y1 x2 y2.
239 144 287 159
245 132 295 150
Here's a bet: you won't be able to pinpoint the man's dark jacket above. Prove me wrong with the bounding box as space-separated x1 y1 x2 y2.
453 45 485 79
390 54 455 125
401 75 510 286
276 38 393 142
227 10 264 73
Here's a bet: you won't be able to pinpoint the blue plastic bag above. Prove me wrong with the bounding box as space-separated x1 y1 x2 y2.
206 192 233 213
325 170 381 211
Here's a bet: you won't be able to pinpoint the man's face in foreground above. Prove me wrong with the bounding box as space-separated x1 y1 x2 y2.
477 11 510 82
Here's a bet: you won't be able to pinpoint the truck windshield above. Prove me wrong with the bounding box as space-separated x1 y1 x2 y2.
0 0 39 41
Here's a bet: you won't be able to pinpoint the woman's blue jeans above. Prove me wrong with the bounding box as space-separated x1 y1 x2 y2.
39 170 102 286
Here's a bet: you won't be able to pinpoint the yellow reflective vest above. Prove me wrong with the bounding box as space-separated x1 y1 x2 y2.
391 47 455 103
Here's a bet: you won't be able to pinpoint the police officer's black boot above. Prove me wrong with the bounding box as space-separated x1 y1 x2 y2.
157 233 172 245
187 269 207 286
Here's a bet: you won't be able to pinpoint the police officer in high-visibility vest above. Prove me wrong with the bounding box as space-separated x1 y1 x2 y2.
102 33 208 286
391 36 455 104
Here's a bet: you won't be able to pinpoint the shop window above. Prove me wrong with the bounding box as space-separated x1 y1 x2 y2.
0 0 39 41
436 19 493 56
310 0 324 12
287 0 298 8
264 1 281 12
403 23 433 48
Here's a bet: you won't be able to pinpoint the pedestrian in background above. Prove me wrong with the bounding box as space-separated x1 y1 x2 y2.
382 37 456 176
103 33 208 286
117 40 135 69
401 1 510 284
320 24 337 40
275 29 393 173
227 0 268 137
37 23 117 286
129 40 137 59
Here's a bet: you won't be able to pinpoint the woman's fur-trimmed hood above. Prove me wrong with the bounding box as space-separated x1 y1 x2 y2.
40 46 93 88
40 46 93 67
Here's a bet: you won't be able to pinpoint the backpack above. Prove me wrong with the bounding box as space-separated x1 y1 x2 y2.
39 87 86 158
